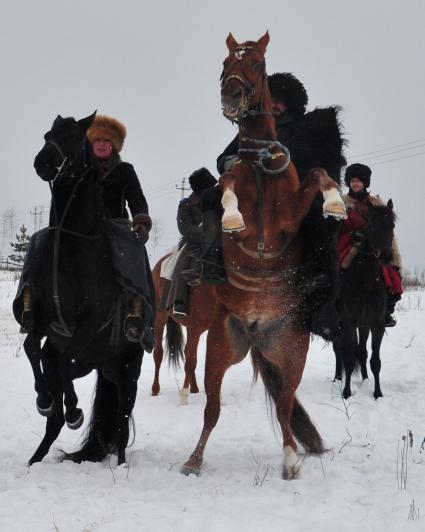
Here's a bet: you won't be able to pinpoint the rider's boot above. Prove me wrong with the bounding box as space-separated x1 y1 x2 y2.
200 209 226 285
385 293 399 327
124 297 146 343
20 287 34 334
173 274 189 317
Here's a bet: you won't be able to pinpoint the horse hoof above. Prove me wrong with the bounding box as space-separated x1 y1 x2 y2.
65 409 84 430
222 215 246 232
36 397 56 417
323 202 347 220
181 463 201 476
282 465 298 480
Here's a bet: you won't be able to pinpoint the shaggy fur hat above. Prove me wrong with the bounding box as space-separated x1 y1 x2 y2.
87 115 127 153
268 72 308 117
344 163 371 188
189 168 217 194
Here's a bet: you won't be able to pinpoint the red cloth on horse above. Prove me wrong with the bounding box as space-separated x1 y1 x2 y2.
338 208 366 267
382 265 403 295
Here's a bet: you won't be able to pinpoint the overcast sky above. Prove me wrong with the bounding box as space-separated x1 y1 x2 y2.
1 0 424 268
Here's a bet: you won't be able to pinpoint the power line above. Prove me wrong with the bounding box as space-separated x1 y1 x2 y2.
350 138 425 159
359 143 425 162
366 150 425 167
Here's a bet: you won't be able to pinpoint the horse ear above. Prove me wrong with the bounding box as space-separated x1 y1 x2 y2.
226 33 238 53
78 110 97 132
257 31 270 53
387 198 393 210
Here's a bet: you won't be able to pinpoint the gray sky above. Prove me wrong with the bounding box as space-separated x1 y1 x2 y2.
1 0 424 268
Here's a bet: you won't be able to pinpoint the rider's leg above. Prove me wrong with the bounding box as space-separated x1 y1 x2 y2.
20 286 35 334
385 293 400 327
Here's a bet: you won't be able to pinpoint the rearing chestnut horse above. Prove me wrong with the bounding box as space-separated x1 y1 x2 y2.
182 32 346 480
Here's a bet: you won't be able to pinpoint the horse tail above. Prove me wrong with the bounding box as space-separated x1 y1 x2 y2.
67 370 125 462
250 348 325 454
165 317 185 370
291 397 325 454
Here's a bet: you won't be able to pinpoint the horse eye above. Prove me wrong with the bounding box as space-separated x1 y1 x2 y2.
253 62 262 71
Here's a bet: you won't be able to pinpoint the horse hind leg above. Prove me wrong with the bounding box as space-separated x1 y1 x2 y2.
151 311 167 396
108 350 143 466
357 326 370 381
251 347 300 480
180 326 202 405
182 314 242 475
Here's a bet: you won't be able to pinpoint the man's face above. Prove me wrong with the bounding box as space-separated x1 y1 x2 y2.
349 177 365 193
271 98 287 118
93 139 114 160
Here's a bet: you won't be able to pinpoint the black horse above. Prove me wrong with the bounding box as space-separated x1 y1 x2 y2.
16 113 152 465
333 200 395 399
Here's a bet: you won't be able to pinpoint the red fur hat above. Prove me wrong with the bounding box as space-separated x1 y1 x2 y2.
87 115 127 153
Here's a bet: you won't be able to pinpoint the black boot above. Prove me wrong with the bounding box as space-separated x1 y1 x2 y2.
173 275 189 317
200 209 226 285
385 293 400 327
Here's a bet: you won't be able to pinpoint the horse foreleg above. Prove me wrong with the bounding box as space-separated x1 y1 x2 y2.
182 316 233 475
23 332 54 415
28 349 65 464
332 335 344 382
180 325 202 405
370 327 384 399
151 311 167 396
220 173 245 232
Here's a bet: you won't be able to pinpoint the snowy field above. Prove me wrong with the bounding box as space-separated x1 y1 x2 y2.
0 270 424 532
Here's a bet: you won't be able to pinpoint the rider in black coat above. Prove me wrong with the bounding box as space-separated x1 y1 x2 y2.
200 73 347 340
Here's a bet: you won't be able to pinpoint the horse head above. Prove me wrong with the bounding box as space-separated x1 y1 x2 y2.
365 199 396 264
221 32 270 121
34 111 96 180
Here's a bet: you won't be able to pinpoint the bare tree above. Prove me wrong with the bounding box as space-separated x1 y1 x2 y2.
150 218 163 257
2 207 17 247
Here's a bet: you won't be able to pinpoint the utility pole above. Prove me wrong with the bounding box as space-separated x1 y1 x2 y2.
30 206 39 233
175 177 191 199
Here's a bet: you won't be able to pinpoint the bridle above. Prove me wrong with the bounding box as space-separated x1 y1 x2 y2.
221 45 271 121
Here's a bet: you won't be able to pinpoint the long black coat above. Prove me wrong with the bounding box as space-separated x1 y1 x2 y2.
99 161 149 219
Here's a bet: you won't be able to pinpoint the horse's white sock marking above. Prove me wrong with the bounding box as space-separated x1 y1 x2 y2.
221 188 245 231
322 188 347 219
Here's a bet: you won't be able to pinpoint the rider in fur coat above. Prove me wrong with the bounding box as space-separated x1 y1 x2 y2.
338 163 403 326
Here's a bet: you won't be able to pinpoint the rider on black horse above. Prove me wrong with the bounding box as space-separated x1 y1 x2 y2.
338 163 403 327
188 72 346 340
15 113 155 348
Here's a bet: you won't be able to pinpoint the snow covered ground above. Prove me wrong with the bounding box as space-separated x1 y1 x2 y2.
0 271 424 532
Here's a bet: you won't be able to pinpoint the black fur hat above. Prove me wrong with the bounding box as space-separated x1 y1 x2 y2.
268 73 308 117
189 167 217 194
344 163 371 188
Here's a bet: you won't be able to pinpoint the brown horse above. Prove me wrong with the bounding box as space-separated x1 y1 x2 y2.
151 254 216 404
182 32 346 479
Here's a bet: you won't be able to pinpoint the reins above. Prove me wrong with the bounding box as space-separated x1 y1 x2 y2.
46 138 97 337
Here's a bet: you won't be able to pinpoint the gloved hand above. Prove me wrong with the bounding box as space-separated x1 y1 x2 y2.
132 213 152 244
350 229 365 244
